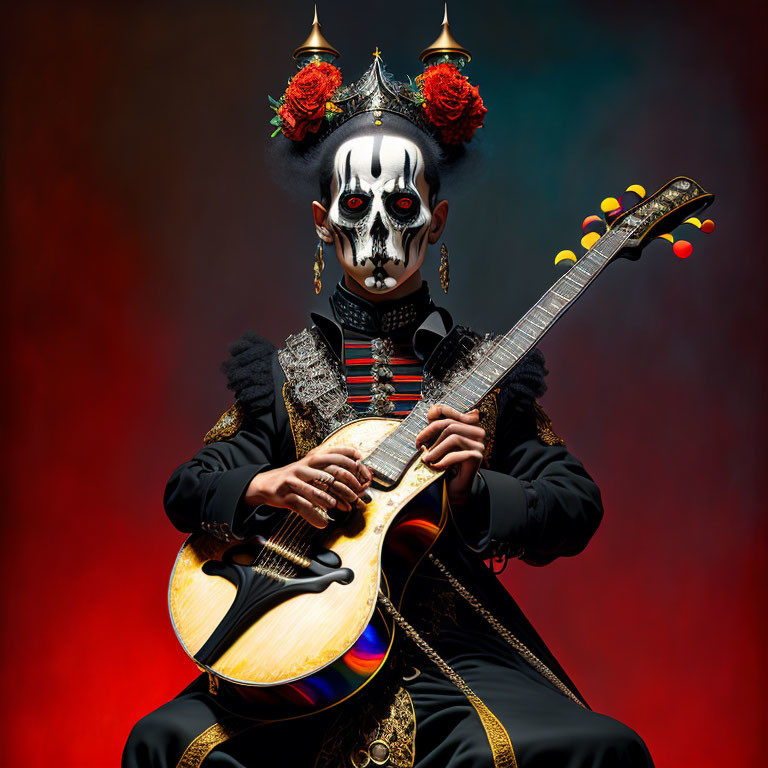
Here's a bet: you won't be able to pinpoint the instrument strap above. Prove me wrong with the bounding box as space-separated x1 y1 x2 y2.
428 554 586 708
377 592 518 768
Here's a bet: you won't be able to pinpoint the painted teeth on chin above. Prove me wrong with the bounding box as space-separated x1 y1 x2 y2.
383 277 397 288
364 276 376 288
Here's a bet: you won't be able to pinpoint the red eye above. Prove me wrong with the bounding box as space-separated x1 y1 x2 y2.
396 197 413 209
346 197 363 209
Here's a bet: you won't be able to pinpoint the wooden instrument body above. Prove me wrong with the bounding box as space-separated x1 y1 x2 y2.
168 417 445 719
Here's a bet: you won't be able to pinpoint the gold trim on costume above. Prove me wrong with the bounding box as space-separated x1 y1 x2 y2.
176 720 249 768
429 554 586 709
283 382 320 459
477 387 500 465
377 593 518 768
533 402 566 447
203 402 244 445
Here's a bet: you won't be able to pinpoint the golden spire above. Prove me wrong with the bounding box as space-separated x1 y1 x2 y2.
292 5 340 64
419 4 471 66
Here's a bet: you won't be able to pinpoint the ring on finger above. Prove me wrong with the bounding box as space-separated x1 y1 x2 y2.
313 471 335 489
312 504 330 522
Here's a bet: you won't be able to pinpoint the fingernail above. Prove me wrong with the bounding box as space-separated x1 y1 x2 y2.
361 492 372 503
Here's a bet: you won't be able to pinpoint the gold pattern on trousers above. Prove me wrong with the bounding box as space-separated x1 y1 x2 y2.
377 593 518 768
176 720 251 768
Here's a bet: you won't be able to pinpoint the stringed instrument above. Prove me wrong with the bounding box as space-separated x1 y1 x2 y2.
169 176 714 720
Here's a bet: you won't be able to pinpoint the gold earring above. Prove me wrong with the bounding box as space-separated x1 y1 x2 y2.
313 240 325 294
439 243 450 294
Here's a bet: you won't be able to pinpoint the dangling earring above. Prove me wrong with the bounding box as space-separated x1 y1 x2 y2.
439 243 450 294
313 240 325 294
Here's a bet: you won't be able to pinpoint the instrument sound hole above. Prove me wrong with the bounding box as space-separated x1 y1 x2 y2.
231 552 256 566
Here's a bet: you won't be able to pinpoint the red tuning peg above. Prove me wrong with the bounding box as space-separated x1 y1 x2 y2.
701 219 715 233
672 240 693 259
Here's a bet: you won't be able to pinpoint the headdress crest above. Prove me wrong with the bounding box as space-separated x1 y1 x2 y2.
268 5 486 148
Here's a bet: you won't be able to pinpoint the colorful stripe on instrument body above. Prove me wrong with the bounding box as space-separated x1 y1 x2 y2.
232 612 390 714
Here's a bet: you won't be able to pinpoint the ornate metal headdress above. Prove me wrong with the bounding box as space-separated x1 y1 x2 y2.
268 5 486 148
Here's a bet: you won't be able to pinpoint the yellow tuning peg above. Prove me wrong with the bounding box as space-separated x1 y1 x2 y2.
684 217 702 228
600 197 620 213
625 184 646 197
554 249 577 265
657 233 674 243
581 231 600 250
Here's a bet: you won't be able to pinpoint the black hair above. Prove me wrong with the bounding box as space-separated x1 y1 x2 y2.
265 111 466 209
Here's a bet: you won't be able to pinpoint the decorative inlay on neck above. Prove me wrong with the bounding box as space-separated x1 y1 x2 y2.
364 176 713 487
363 223 636 486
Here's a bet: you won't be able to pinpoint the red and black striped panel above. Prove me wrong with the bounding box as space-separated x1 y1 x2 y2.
344 341 423 417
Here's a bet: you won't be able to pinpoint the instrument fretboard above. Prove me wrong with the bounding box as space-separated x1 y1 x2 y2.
363 227 631 486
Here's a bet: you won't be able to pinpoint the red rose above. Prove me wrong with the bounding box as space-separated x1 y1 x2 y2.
417 63 487 145
279 62 342 142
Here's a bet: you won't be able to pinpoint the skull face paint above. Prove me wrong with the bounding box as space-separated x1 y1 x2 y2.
327 135 432 294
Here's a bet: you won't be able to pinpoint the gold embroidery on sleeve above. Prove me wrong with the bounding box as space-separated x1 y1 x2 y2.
203 402 244 445
477 387 500 466
533 402 566 447
283 382 320 459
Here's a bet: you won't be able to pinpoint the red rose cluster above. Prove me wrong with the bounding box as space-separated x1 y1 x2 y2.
416 63 486 145
278 62 343 142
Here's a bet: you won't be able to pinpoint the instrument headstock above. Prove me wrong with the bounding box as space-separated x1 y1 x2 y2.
610 177 715 260
554 177 715 265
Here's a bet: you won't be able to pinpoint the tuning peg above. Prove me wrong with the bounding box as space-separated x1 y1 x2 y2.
582 215 607 236
700 219 715 233
620 184 645 210
581 231 601 250
554 249 577 265
657 233 674 243
672 240 693 259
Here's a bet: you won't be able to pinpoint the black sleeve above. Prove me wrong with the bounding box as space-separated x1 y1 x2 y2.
452 352 604 566
163 338 296 541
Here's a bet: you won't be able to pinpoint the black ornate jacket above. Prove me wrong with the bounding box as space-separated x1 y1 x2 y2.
164 281 603 698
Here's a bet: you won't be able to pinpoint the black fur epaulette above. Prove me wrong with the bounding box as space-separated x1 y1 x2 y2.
222 331 276 417
501 347 548 410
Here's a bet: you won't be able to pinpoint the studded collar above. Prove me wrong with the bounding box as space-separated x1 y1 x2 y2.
329 279 435 337
312 281 453 365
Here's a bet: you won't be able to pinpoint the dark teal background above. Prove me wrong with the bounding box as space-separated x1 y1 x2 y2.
2 1 765 764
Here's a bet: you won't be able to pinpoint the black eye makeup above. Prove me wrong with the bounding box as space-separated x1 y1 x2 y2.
385 192 419 220
340 193 372 217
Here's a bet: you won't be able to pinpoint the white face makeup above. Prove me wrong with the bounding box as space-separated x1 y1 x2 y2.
327 135 432 294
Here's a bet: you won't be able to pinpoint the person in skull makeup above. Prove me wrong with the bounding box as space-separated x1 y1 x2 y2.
123 20 655 768
317 133 447 294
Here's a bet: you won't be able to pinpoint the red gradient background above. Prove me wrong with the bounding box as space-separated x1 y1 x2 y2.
2 2 766 766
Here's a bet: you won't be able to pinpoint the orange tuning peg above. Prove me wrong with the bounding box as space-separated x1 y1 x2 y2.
582 215 607 236
700 219 715 233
